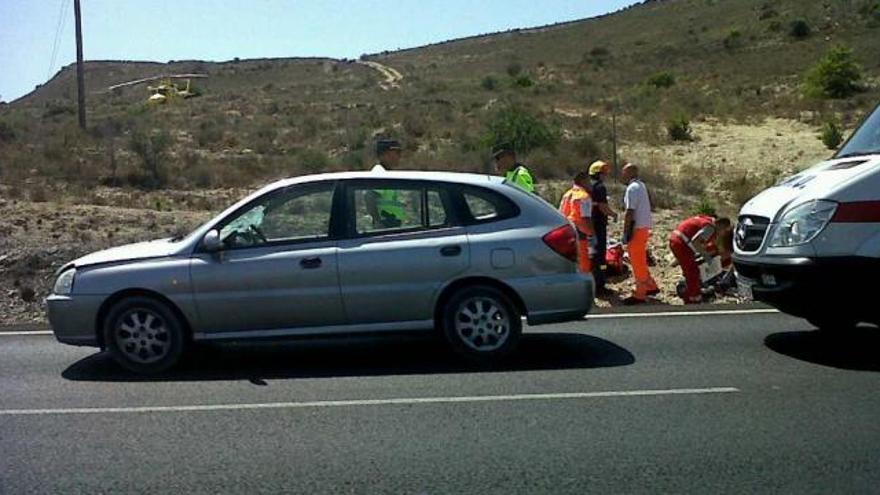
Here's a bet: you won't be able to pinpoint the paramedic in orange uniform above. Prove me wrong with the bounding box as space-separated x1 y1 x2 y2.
559 171 595 273
621 163 659 305
670 215 733 304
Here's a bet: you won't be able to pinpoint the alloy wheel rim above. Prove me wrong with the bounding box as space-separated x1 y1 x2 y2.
114 309 171 364
454 296 510 352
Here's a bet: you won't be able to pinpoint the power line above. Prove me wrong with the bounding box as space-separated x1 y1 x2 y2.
47 0 71 80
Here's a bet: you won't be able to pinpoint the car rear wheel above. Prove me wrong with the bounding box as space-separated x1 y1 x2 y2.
103 296 186 373
441 286 521 362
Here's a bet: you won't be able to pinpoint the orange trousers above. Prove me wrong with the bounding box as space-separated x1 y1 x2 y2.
627 228 658 299
577 238 592 273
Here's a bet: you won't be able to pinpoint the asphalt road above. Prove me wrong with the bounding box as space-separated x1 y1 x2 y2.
2 310 879 494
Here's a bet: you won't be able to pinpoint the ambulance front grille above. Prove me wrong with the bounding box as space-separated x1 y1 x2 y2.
735 215 770 252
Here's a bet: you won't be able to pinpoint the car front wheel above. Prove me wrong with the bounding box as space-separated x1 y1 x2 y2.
103 296 186 373
441 286 521 362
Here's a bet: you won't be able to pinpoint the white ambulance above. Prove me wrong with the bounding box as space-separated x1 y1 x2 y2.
733 103 880 330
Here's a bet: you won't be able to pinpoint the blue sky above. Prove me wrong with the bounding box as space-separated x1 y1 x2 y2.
0 1 638 102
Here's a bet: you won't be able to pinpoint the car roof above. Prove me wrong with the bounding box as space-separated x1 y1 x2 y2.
267 170 505 189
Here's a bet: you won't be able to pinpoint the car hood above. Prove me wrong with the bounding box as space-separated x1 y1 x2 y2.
739 154 880 220
71 238 184 268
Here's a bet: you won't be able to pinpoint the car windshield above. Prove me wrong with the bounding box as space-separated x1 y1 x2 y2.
836 104 880 158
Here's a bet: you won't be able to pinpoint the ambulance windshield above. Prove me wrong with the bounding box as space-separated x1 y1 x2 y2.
837 104 880 159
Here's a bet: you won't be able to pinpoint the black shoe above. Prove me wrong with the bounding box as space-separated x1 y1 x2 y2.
623 296 647 306
646 288 661 297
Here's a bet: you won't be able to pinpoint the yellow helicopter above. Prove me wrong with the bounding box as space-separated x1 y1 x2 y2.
106 74 207 105
147 78 199 105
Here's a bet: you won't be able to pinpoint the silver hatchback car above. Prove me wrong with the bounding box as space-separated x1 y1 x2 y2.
48 171 593 372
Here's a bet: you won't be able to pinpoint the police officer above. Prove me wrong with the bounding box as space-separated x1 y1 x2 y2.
493 144 535 193
367 139 406 227
372 139 402 171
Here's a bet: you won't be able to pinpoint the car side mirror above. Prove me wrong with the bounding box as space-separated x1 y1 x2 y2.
202 230 222 252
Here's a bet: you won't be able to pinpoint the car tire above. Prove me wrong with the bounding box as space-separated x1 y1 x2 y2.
441 286 521 362
806 315 858 332
103 296 186 374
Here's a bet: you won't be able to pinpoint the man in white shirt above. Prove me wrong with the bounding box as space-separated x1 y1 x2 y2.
621 163 659 305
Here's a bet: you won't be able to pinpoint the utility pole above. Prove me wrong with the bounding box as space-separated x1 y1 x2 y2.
74 0 86 130
611 106 618 178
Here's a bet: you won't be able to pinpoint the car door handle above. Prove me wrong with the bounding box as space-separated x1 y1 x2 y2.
440 245 462 257
300 257 322 269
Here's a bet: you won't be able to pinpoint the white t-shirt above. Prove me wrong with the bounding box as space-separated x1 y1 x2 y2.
624 179 653 229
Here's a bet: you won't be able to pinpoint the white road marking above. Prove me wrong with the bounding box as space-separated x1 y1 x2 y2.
585 308 777 319
0 387 739 416
0 330 53 336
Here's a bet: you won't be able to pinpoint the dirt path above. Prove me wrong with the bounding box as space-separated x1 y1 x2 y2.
357 60 403 90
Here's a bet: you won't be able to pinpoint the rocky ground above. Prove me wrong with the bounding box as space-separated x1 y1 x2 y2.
0 196 213 324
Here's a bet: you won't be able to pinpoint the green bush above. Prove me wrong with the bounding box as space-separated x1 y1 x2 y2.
803 45 863 99
723 29 743 50
693 197 718 217
667 115 693 141
820 121 844 150
297 148 329 174
43 103 76 119
0 120 15 143
483 106 560 156
481 75 498 91
196 120 223 147
646 71 676 89
789 19 811 39
513 75 534 88
129 129 172 189
858 1 880 27
758 4 778 20
584 47 611 68
589 47 610 58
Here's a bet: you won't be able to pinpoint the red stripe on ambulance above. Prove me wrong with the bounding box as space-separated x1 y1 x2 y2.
832 201 880 223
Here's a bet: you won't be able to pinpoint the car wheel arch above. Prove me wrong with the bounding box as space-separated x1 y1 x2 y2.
433 277 527 328
95 289 193 349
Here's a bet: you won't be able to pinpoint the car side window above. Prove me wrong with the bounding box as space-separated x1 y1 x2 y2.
427 189 450 228
219 183 335 248
461 187 518 224
352 184 452 235
464 194 499 221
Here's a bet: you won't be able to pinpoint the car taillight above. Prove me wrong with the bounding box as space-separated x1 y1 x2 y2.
543 225 578 263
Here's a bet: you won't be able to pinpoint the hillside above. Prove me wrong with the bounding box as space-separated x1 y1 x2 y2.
0 0 879 321
1 0 878 194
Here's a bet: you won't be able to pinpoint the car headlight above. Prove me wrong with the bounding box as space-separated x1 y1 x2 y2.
53 268 76 295
769 200 837 247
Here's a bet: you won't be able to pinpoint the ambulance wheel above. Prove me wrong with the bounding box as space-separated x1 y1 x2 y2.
806 315 857 333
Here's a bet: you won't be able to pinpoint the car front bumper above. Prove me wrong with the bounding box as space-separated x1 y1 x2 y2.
733 255 880 320
46 294 104 347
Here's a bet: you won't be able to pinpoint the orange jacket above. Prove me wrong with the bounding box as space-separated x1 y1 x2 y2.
559 184 593 237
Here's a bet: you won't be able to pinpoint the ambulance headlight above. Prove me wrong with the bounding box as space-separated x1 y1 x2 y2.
53 268 76 295
769 200 837 247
